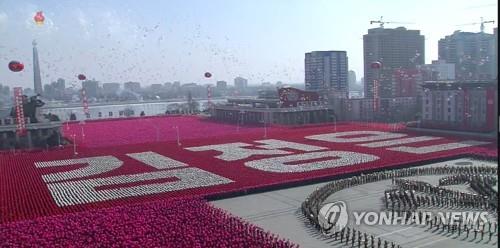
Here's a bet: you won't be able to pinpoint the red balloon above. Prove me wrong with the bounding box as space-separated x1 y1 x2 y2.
34 11 45 25
77 74 86 80
204 72 212 78
8 61 24 72
370 61 382 69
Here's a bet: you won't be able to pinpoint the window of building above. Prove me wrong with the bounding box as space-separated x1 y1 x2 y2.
447 108 451 113
109 112 113 117
98 112 102 118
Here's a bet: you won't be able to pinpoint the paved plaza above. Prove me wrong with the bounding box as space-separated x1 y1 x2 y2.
212 158 498 248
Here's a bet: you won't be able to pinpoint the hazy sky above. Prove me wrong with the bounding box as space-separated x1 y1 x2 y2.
0 0 497 88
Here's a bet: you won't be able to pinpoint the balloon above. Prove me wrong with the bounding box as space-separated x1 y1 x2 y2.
77 74 86 80
370 61 382 69
204 72 212 78
8 61 24 72
34 11 45 26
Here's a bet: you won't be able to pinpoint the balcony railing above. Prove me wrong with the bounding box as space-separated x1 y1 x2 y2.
214 104 330 112
0 117 62 132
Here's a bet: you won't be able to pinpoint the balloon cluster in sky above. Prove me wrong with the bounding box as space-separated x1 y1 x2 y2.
6 11 45 74
5 8 282 85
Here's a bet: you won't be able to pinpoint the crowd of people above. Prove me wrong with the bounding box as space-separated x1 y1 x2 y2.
63 115 270 148
423 210 497 242
0 197 297 247
1 116 497 246
301 157 498 247
322 226 401 248
387 175 498 243
390 177 496 211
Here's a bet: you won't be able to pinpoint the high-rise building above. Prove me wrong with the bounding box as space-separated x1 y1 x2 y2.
438 30 496 80
150 84 163 92
363 27 425 98
348 70 357 87
43 84 54 99
216 81 227 90
102 83 121 96
82 80 99 98
234 77 248 89
124 82 141 93
43 78 66 100
32 40 43 95
53 78 65 99
304 51 348 98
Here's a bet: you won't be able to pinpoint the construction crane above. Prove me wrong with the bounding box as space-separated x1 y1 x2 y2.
456 17 495 33
369 16 414 28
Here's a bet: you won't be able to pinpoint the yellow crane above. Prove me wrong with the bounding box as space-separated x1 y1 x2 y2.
456 17 495 33
369 16 414 28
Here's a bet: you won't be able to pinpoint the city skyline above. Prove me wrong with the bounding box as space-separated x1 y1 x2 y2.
0 0 497 88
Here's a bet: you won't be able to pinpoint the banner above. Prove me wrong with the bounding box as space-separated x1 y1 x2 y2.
463 88 469 128
207 85 212 108
278 87 319 107
485 87 495 131
81 88 89 115
13 87 27 136
373 79 379 113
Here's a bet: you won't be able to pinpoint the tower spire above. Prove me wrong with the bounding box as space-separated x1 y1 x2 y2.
33 39 43 95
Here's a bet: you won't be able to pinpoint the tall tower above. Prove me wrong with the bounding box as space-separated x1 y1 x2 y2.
32 40 43 95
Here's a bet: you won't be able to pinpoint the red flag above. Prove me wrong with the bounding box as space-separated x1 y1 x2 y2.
13 87 27 136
